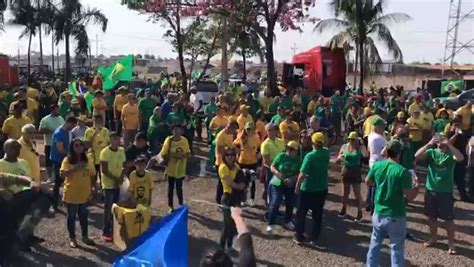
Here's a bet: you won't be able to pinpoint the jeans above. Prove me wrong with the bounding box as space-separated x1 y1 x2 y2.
262 166 272 205
366 214 407 267
454 161 468 200
219 194 236 248
294 190 327 241
268 185 295 225
52 161 63 209
102 189 120 236
168 177 184 208
66 203 89 239
216 170 223 204
366 185 376 214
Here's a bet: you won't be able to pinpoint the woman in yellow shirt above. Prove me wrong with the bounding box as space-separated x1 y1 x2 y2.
234 122 261 207
218 147 245 249
60 139 96 248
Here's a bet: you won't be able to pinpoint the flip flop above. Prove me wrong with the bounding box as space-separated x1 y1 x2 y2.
448 248 457 255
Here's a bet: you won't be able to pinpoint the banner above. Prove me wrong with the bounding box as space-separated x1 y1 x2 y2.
98 55 134 91
440 80 464 96
113 206 188 267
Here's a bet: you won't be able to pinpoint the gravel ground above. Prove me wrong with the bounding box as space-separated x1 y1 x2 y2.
13 140 474 266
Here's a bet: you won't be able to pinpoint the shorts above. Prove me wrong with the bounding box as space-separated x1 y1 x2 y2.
424 190 454 221
342 167 362 184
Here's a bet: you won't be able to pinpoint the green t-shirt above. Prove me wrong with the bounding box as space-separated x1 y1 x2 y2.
299 148 329 192
59 101 71 119
249 99 260 117
280 96 292 110
391 137 415 170
342 144 362 169
139 97 158 123
270 114 284 126
147 114 170 140
268 101 279 114
330 95 344 115
204 103 217 123
270 152 301 187
368 160 412 217
433 118 449 134
301 93 310 112
425 149 456 192
166 112 184 126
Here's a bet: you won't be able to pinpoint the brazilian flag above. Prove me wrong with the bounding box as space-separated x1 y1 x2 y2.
440 80 464 96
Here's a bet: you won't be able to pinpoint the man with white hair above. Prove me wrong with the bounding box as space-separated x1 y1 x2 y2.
18 124 41 187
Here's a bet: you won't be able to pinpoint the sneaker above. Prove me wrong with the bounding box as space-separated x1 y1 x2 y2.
247 199 255 207
101 234 113 242
355 211 363 222
338 207 347 218
69 238 78 248
81 237 96 246
168 207 174 214
293 236 304 245
284 221 295 230
266 225 273 234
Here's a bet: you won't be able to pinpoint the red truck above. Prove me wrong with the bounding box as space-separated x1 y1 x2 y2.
283 46 346 97
0 55 20 87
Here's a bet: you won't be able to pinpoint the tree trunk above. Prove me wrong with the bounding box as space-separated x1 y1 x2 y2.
27 31 32 81
264 35 278 96
220 16 229 90
37 0 43 70
358 41 364 92
51 34 55 73
65 33 71 82
197 29 219 82
242 48 247 82
353 45 358 89
175 2 187 93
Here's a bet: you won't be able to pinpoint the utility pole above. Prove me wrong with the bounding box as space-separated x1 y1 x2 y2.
57 48 60 75
51 35 55 74
90 34 102 68
220 17 228 91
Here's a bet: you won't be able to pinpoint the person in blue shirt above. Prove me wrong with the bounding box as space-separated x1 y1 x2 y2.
161 93 177 120
50 116 78 212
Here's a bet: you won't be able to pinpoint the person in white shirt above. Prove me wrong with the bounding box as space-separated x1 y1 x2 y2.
366 117 387 213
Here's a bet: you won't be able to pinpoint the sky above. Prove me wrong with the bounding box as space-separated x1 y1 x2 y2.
0 0 473 64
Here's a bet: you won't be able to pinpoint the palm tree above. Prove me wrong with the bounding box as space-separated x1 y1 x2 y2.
52 0 107 81
0 1 7 31
314 0 410 91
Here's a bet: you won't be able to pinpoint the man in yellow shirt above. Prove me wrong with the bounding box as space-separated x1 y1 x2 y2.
114 86 128 135
121 94 140 148
455 101 472 131
408 95 423 115
99 132 126 241
261 123 285 204
9 87 38 122
84 114 110 189
2 103 32 139
407 109 424 153
209 106 228 136
18 124 41 186
236 105 254 132
279 111 300 144
214 120 239 204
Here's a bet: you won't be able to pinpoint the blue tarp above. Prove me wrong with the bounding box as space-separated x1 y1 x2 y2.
113 206 188 267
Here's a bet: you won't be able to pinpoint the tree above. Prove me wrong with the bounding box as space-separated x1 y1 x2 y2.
0 0 7 31
229 26 265 82
314 0 410 91
52 0 107 81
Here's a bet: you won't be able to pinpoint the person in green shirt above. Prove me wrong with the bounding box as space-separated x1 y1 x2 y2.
433 109 450 134
280 92 293 111
414 135 464 255
366 140 420 267
59 95 72 120
166 103 185 127
138 89 158 133
330 90 344 137
148 107 170 154
336 131 368 221
267 96 280 119
294 132 329 245
270 106 285 126
266 141 301 233
204 97 218 144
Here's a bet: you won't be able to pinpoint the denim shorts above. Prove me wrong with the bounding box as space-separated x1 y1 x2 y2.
424 190 454 220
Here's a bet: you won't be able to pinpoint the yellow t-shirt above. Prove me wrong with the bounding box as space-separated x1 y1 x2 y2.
255 120 266 140
18 138 40 184
456 106 471 131
160 136 190 178
1 116 32 139
420 111 434 130
407 117 424 142
279 120 300 144
307 100 318 115
259 96 273 113
121 103 140 130
128 170 154 207
100 147 126 189
215 130 234 166
27 87 40 101
261 137 285 165
218 164 239 194
9 98 38 120
84 127 110 165
236 114 254 131
0 159 31 194
209 116 228 134
408 102 421 114
113 204 151 239
234 133 261 165
61 157 96 204
363 106 375 117
114 94 128 113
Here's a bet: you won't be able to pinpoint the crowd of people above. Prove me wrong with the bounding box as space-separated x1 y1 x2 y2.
0 75 472 266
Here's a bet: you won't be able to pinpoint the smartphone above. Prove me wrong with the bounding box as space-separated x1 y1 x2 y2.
433 133 440 143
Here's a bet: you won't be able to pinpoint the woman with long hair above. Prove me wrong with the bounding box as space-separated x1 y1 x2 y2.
234 122 261 207
60 139 96 248
218 148 245 250
336 132 368 221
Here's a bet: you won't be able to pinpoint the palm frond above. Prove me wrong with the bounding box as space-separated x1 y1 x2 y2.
80 8 108 32
370 23 403 62
71 23 89 56
313 18 349 33
373 12 411 25
327 31 352 49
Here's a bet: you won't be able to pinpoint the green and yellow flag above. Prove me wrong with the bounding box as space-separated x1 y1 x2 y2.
441 80 464 96
98 55 134 90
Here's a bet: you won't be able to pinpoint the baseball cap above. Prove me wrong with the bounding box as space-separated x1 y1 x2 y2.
347 131 358 140
287 141 299 150
311 132 325 144
373 117 386 127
